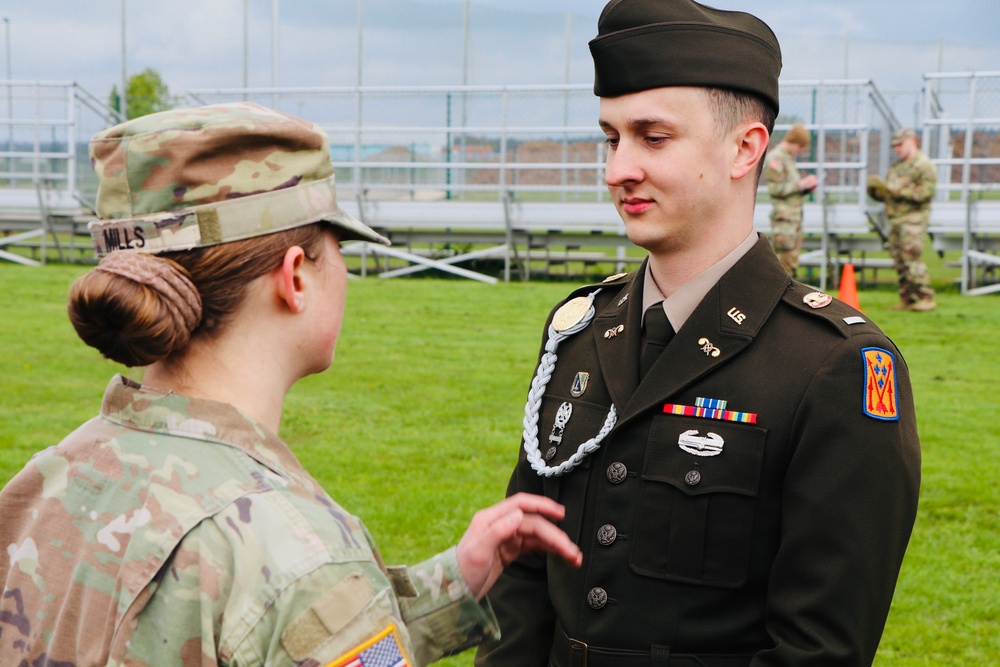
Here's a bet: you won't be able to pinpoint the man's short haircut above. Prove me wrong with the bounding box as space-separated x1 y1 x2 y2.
705 87 776 183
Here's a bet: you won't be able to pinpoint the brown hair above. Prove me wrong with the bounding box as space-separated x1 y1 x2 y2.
69 223 329 367
704 87 776 185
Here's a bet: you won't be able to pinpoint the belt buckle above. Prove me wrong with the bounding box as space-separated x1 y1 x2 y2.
567 637 588 667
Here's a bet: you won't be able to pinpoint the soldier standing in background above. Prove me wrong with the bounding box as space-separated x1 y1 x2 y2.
868 127 938 311
764 122 818 276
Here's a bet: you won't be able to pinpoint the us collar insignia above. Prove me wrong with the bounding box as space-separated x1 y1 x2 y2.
603 272 627 283
803 291 833 308
862 347 899 421
663 396 757 424
571 372 590 397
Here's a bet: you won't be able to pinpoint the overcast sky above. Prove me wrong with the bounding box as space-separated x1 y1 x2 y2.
2 0 997 118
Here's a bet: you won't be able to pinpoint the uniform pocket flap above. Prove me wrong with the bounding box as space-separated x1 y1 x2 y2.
642 416 767 497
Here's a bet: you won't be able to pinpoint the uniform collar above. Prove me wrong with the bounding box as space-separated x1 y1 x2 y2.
641 229 758 334
100 374 308 484
602 235 789 423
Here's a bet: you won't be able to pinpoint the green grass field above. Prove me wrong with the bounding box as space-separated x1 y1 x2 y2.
1 257 997 665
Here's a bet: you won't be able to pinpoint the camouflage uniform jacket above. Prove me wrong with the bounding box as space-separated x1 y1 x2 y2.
0 375 497 666
764 145 806 223
884 149 937 223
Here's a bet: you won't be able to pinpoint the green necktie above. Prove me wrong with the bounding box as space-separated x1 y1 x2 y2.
640 304 673 378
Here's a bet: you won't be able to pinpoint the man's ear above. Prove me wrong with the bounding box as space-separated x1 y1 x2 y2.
732 123 770 180
276 246 307 313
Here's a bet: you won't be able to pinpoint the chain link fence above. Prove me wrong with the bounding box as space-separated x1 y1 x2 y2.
3 75 996 212
0 81 118 211
2 75 998 282
187 83 606 204
922 71 1000 200
185 80 904 208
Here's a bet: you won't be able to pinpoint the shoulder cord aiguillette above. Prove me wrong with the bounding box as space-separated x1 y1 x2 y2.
522 289 618 477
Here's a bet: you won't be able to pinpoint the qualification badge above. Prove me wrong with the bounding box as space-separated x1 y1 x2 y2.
677 429 724 456
862 347 899 421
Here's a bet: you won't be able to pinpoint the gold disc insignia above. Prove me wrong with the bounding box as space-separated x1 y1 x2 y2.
552 296 591 332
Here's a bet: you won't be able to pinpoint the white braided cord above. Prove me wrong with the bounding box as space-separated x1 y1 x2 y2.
522 289 618 477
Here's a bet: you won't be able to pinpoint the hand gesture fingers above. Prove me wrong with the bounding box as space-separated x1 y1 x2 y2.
456 493 582 599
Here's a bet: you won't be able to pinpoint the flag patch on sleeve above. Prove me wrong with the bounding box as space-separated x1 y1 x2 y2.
862 347 899 421
325 624 410 667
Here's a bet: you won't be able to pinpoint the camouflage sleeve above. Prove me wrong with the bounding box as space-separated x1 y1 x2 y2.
867 175 888 202
124 497 465 667
765 157 801 200
395 546 500 665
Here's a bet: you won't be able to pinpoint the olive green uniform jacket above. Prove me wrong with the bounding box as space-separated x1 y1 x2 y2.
476 237 920 667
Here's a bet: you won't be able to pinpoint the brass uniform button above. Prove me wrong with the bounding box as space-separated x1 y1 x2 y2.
607 462 628 484
685 469 702 486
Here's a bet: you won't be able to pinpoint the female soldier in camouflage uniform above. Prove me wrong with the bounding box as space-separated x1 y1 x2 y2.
0 103 581 666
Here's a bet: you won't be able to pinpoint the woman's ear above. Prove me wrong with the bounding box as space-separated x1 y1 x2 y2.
732 123 770 180
276 246 307 313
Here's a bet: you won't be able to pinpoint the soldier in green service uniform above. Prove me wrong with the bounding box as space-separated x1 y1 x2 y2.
764 122 818 276
867 127 938 311
0 103 582 667
476 1 921 666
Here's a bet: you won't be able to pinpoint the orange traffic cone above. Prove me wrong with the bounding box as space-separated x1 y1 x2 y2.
837 263 861 311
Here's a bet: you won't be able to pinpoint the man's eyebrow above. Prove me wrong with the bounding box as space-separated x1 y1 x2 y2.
599 117 674 131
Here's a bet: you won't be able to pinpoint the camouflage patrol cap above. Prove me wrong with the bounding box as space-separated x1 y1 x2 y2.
891 127 916 146
784 123 811 148
589 0 782 113
87 102 389 258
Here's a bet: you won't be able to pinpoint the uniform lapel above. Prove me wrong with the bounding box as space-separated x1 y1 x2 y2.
592 266 645 413
618 238 790 425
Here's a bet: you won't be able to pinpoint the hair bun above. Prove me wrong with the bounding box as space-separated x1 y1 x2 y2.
94 252 202 333
68 252 203 366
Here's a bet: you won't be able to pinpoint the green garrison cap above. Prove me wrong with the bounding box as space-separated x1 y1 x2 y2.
589 0 782 114
87 102 389 258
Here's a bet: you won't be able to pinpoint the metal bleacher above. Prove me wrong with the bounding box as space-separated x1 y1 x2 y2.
0 81 112 266
340 195 635 284
0 183 96 266
3 77 1000 293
